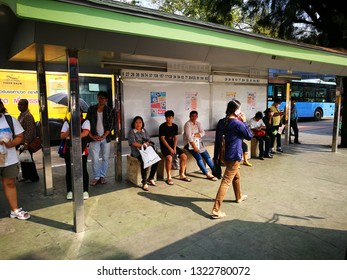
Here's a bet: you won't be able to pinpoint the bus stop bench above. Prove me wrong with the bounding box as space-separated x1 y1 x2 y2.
126 155 157 186
156 143 214 180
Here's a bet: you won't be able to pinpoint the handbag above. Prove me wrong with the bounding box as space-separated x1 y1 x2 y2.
171 153 180 170
212 161 222 179
58 139 67 158
219 136 226 166
139 145 161 169
254 130 266 137
28 137 42 153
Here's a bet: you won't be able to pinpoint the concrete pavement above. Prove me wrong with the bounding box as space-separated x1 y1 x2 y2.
0 122 347 260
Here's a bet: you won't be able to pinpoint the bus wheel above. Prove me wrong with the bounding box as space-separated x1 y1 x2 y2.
314 108 323 121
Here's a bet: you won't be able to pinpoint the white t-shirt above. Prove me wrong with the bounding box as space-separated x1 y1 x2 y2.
249 118 265 130
61 120 91 155
96 111 104 137
0 114 24 167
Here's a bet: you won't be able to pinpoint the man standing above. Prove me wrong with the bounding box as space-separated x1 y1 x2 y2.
17 99 39 183
87 91 113 186
289 97 301 144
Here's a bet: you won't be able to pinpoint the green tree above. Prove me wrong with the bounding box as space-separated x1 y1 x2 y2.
152 0 347 146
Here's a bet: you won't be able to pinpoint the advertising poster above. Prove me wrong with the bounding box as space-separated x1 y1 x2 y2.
226 91 236 101
185 92 198 111
247 92 256 109
151 91 166 117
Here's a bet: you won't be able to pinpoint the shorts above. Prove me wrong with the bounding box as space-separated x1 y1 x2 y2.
161 146 185 157
0 163 19 179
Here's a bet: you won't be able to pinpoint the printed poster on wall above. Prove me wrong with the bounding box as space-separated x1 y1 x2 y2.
151 92 166 117
226 91 236 101
247 92 256 109
185 92 198 111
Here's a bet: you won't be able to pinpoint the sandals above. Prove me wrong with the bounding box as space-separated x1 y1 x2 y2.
166 179 174 185
142 183 149 191
10 208 31 220
206 175 218 181
99 177 107 184
236 194 248 203
147 179 157 186
211 212 226 219
179 177 191 182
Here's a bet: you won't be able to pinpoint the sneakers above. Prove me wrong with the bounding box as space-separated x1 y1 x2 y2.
83 192 89 200
67 191 89 200
276 147 283 153
66 191 73 200
10 208 31 220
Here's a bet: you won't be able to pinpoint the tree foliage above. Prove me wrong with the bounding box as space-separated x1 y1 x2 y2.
151 0 347 49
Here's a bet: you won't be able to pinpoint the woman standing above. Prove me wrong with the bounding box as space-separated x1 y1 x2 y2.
60 112 90 200
211 100 253 219
128 116 158 191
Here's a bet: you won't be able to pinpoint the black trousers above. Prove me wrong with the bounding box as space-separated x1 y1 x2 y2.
254 136 270 157
19 149 39 181
290 119 299 142
135 155 158 184
64 153 89 193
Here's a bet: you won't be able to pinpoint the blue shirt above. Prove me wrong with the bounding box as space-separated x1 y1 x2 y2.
214 117 253 162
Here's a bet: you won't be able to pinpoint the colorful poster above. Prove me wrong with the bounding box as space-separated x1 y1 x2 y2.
151 92 166 117
185 92 198 111
226 91 236 101
247 92 256 109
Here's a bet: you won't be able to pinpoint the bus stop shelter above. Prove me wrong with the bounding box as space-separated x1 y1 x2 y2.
1 0 347 232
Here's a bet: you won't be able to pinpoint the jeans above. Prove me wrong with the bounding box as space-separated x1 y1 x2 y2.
253 136 270 157
188 149 214 175
212 160 241 215
89 139 111 180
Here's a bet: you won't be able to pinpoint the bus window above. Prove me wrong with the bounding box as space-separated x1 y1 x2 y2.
315 86 327 102
291 83 303 101
303 84 315 102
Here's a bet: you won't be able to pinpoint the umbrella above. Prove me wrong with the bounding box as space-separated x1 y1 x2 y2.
47 93 89 112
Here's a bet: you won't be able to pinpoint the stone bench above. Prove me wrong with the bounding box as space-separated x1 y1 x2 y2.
156 143 214 180
126 155 157 186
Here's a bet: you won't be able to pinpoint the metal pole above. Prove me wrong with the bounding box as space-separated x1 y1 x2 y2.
332 77 342 152
114 73 122 182
36 45 53 196
284 82 291 145
67 49 84 233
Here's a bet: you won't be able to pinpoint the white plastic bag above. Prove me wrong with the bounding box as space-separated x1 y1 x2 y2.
171 153 180 170
18 150 32 163
139 145 161 169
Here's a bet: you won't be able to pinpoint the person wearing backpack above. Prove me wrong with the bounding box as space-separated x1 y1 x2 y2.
211 100 252 219
0 99 30 220
60 111 91 200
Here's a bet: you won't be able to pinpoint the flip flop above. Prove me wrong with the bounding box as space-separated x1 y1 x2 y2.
211 212 226 219
179 177 191 182
206 176 218 181
166 179 174 185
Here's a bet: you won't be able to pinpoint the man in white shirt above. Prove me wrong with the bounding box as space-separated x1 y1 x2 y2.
249 111 272 160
